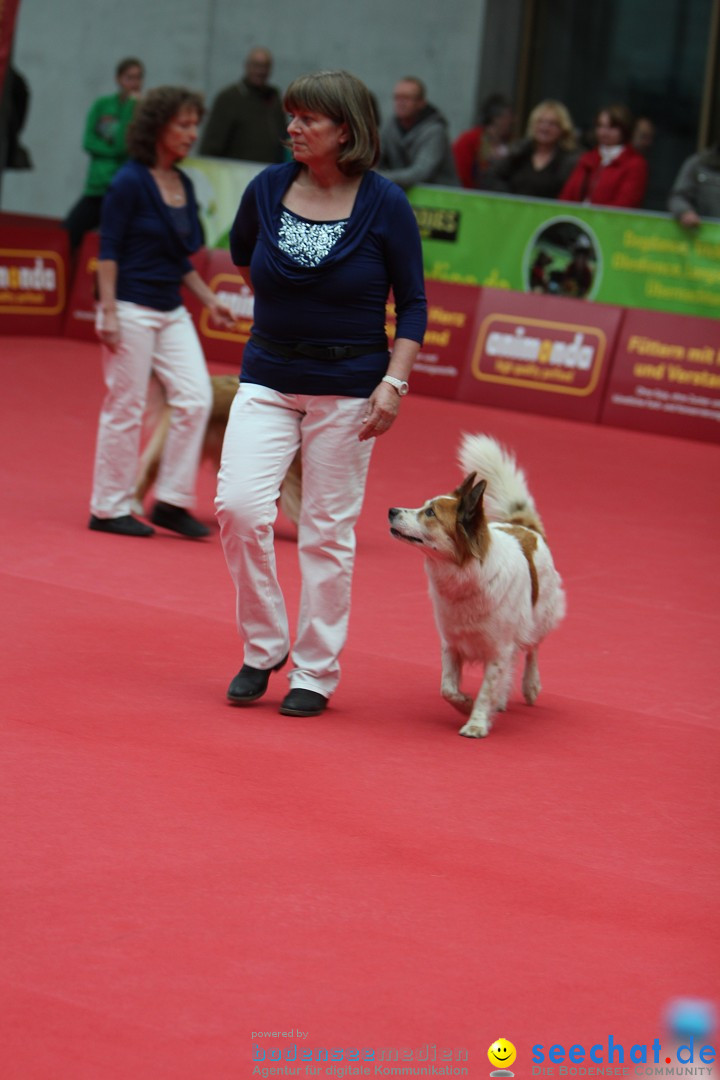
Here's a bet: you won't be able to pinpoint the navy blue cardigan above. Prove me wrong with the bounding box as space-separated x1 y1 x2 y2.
99 159 203 311
230 162 427 397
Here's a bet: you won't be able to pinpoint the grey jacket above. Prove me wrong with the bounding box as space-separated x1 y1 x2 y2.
378 105 458 189
668 146 720 220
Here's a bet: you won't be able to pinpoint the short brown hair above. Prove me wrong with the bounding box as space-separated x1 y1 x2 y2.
284 70 379 175
116 57 144 78
126 86 204 165
597 103 634 143
397 76 426 101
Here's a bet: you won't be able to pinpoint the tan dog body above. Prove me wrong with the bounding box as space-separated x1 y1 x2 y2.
133 374 301 524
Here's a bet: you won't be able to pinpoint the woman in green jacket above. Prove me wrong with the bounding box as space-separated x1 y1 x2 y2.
63 57 144 252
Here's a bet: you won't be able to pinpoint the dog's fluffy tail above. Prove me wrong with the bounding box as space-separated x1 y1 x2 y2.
458 433 546 535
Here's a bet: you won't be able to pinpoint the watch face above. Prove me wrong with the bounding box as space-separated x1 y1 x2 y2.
398 382 409 395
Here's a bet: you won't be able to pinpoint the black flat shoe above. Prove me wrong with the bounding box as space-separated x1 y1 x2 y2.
89 514 155 537
150 501 210 539
279 689 328 717
227 653 289 705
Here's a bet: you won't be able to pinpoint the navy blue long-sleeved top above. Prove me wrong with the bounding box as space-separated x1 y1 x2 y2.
99 159 203 311
230 162 427 397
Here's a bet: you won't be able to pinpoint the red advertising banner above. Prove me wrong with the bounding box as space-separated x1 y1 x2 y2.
65 241 210 345
189 248 251 368
388 279 482 400
0 221 69 335
456 287 624 422
63 230 99 340
601 307 720 442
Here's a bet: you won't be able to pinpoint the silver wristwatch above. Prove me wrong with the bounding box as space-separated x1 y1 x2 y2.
382 375 410 396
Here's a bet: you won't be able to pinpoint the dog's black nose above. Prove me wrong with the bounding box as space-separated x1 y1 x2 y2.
388 508 399 522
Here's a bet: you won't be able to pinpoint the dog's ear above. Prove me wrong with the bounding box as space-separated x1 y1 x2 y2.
454 471 476 499
456 474 488 560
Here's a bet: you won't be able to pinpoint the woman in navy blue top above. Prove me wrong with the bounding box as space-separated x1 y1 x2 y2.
89 86 233 538
216 70 427 717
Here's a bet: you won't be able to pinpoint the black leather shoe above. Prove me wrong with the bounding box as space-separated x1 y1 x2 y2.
227 653 289 705
89 514 155 537
150 501 210 538
279 689 328 717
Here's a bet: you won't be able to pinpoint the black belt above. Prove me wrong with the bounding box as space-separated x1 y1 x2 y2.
251 333 387 361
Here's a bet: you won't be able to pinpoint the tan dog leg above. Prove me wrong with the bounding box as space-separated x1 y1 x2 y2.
133 374 303 526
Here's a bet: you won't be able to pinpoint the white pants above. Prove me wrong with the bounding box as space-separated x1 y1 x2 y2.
90 301 212 518
215 384 374 698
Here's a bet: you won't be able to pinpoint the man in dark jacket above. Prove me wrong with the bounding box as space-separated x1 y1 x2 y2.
200 47 286 163
378 77 458 189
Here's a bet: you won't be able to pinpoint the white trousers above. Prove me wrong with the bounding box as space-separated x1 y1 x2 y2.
215 384 374 698
90 301 212 518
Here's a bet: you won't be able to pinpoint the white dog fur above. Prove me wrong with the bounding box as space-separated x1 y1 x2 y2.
388 434 566 738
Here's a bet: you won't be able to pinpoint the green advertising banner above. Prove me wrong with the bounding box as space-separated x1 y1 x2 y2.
184 158 720 320
183 158 265 249
408 187 720 320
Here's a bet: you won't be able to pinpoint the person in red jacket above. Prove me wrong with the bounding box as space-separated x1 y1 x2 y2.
560 104 648 208
452 93 514 189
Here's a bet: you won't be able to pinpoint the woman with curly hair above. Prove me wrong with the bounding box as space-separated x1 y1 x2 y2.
89 86 233 538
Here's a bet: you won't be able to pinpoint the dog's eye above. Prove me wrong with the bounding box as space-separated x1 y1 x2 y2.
424 506 436 518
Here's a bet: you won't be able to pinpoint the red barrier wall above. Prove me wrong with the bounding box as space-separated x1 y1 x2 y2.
456 287 624 423
601 307 720 441
2 215 718 442
63 231 99 341
0 218 69 336
387 279 480 400
186 249 250 368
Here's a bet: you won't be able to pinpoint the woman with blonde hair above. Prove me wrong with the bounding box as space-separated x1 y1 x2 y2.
486 99 578 199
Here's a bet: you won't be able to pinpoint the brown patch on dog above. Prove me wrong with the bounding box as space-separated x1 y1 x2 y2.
506 501 546 539
455 474 491 563
498 525 540 605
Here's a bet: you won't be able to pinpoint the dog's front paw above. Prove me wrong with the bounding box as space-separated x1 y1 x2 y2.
442 689 474 715
522 671 541 705
459 718 491 738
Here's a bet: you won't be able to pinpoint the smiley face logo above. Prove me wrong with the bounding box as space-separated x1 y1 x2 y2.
488 1039 517 1070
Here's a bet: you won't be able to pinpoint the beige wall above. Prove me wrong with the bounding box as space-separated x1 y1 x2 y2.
2 0 486 216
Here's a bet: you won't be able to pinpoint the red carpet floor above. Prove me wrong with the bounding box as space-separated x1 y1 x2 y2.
2 337 719 1079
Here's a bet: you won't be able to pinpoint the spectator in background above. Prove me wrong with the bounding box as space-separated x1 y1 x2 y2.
63 57 144 252
668 143 720 228
0 66 32 171
199 47 286 163
484 99 578 199
452 93 514 189
377 76 457 188
632 116 656 157
560 103 647 208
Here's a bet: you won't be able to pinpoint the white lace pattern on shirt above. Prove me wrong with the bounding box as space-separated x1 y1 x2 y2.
278 208 348 267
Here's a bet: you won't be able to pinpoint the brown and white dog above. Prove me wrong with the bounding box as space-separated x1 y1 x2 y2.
133 374 302 525
388 434 566 738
